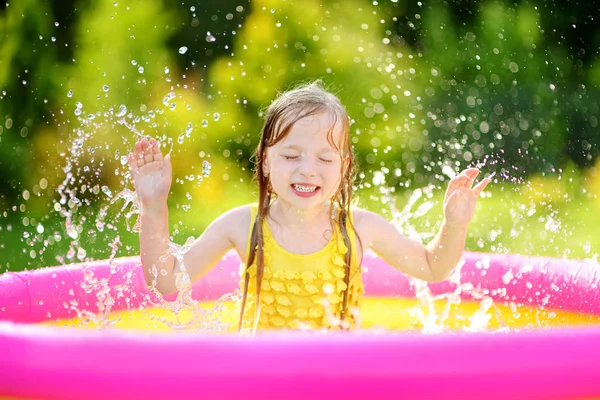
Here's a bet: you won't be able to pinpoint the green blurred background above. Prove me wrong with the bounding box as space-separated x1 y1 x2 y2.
0 0 599 272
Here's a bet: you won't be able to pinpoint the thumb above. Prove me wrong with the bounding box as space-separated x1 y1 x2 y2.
163 153 172 176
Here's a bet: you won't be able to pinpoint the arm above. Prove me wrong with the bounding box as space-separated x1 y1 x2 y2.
139 201 173 293
356 168 490 282
129 138 176 293
139 203 244 296
129 138 242 295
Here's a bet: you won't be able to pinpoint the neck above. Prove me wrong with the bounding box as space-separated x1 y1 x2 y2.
269 199 332 230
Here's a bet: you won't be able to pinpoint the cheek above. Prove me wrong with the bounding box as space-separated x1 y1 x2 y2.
325 167 343 183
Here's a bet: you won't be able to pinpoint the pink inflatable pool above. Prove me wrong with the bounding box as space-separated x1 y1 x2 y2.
1 250 600 399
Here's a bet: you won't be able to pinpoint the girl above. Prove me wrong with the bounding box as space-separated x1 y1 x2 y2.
128 81 490 332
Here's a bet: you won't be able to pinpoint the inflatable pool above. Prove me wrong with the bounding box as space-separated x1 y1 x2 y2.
2 250 600 399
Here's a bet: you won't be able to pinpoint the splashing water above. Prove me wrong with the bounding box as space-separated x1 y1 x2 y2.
371 167 513 333
38 74 239 332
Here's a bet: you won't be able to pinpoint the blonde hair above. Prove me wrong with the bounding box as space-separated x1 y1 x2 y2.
239 81 361 331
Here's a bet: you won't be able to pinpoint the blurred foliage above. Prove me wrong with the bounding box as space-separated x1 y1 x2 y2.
0 0 599 270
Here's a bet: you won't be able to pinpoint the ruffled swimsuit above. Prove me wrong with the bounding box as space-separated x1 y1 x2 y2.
238 203 364 330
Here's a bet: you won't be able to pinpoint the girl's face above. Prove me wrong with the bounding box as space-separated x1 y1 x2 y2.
264 112 347 210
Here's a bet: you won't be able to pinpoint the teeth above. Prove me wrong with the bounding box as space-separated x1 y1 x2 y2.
293 184 317 193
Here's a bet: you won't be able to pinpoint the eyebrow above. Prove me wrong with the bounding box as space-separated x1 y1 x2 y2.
281 145 337 153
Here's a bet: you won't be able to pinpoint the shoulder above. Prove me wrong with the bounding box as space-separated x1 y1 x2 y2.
350 207 385 226
349 207 390 245
211 204 254 255
216 203 254 226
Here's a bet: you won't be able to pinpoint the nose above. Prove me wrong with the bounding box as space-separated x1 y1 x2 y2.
298 157 317 178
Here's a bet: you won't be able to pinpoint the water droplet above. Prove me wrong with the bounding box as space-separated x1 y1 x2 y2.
178 134 185 144
441 165 456 179
205 32 216 43
502 270 514 284
96 220 105 232
213 113 220 121
67 90 73 98
87 114 95 120
162 92 176 107
131 60 137 66
116 104 127 118
201 120 208 127
164 66 170 74
138 66 144 74
74 108 82 116
185 123 193 136
178 46 188 54
51 36 56 42
77 247 86 261
54 21 59 27
102 85 110 92
66 225 78 240
101 186 113 198
202 160 212 177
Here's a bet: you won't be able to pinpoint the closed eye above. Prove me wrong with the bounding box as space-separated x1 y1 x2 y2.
282 155 333 163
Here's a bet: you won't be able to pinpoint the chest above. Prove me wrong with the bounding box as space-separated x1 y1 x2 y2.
268 223 334 254
231 221 363 265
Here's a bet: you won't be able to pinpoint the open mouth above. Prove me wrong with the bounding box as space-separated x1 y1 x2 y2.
291 184 321 197
292 184 319 193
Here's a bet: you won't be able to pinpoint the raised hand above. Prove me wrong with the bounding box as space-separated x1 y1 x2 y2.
443 168 490 227
128 138 172 207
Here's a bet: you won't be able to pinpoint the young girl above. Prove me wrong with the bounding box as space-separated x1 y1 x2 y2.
128 82 490 332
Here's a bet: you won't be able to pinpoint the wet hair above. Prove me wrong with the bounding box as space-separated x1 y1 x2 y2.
238 80 362 332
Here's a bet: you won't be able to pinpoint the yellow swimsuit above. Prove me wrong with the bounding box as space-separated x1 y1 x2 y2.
239 204 364 330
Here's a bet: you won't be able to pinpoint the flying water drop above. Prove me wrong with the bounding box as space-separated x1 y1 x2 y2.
116 105 127 118
205 32 216 43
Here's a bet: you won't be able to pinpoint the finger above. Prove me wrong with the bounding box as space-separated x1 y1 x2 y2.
135 140 143 156
463 168 480 177
150 138 163 162
140 139 153 164
127 153 138 178
133 140 145 168
462 169 480 188
473 178 491 196
164 153 172 177
447 174 472 193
